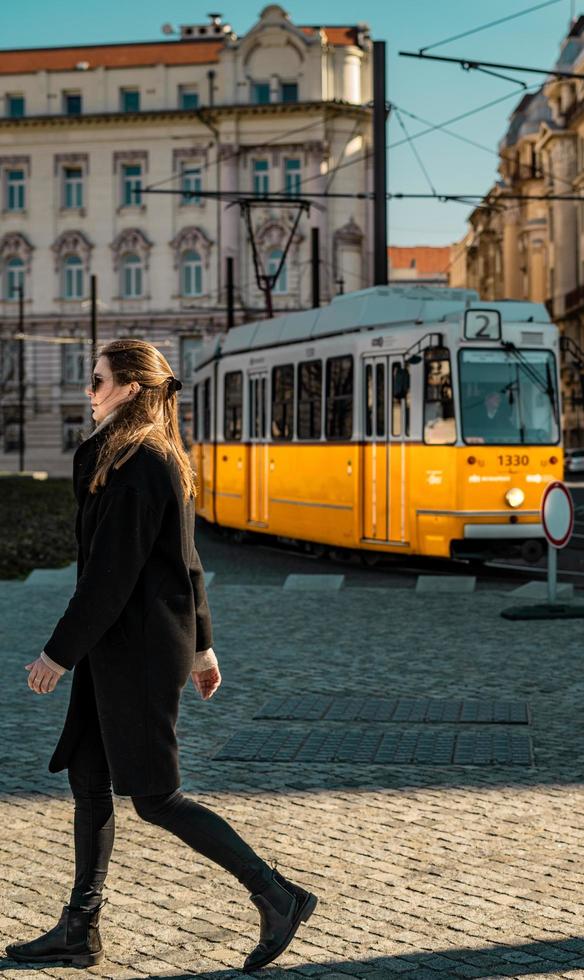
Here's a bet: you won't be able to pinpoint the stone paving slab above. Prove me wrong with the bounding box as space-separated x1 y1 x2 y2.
510 580 575 600
2 579 584 978
415 575 477 594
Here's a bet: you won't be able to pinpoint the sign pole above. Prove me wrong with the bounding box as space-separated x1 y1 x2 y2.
502 479 584 619
547 541 557 605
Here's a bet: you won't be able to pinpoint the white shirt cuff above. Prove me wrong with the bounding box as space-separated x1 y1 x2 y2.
193 648 218 672
40 650 67 675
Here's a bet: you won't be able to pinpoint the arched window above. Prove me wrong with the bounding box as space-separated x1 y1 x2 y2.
182 249 203 296
121 253 143 298
63 254 84 299
268 248 287 294
5 257 24 300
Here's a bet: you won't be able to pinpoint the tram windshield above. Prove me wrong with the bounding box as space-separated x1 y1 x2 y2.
459 348 559 445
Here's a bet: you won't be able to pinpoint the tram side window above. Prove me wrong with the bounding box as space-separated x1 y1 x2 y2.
224 370 242 441
365 363 373 437
193 382 199 442
365 362 386 438
272 363 294 440
297 360 322 439
203 377 211 441
376 362 385 437
325 355 353 440
391 363 410 436
423 348 456 445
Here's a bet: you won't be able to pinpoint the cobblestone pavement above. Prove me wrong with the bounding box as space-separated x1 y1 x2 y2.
2 566 584 980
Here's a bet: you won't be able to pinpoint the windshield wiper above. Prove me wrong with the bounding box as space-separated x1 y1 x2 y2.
501 341 558 425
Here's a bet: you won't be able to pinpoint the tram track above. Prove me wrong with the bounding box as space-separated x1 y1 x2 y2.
220 525 583 589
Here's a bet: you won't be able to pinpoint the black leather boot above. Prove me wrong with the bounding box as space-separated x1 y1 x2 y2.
242 864 317 972
5 897 108 967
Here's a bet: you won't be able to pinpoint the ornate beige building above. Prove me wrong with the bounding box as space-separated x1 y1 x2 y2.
450 15 584 444
0 6 374 474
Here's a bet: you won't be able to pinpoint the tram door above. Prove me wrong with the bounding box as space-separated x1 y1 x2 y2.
247 370 269 526
362 356 389 541
388 355 409 544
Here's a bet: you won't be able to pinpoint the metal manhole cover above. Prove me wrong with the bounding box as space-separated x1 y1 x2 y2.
252 695 530 724
212 728 533 765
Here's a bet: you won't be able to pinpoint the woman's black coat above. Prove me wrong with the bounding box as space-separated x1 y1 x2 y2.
43 420 214 796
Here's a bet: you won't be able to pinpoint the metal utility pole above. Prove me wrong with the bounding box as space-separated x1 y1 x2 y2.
311 227 320 308
226 256 235 329
373 40 388 286
90 274 98 367
17 285 25 472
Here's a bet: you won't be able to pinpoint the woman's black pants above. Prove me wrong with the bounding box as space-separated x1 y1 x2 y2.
66 719 274 912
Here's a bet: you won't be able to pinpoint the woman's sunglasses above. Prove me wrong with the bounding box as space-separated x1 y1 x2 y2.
89 373 105 393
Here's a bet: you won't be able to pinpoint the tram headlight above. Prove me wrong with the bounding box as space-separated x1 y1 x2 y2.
505 487 525 508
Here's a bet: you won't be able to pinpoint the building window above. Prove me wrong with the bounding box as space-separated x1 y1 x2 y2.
224 370 243 441
179 85 199 109
268 249 287 294
253 159 269 196
252 82 270 104
181 250 203 296
63 167 83 209
63 255 84 299
63 413 84 451
6 169 25 211
5 257 24 300
181 336 202 381
0 338 18 386
203 377 211 440
63 92 82 115
120 88 140 112
297 360 322 439
121 253 143 298
281 82 298 103
122 164 142 206
6 94 24 118
3 413 21 453
284 158 301 197
325 355 353 440
62 342 85 384
181 166 202 204
271 363 294 440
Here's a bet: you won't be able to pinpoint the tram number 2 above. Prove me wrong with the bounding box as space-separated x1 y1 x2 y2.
497 454 529 466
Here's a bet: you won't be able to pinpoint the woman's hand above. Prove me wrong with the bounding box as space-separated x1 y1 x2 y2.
191 664 222 700
25 656 62 694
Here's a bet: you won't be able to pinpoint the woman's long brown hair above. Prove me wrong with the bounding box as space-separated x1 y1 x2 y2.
87 339 197 502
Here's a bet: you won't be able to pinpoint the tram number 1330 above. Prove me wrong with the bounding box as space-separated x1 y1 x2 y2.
497 454 530 466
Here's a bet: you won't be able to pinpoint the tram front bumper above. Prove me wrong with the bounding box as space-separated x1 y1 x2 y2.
463 523 544 539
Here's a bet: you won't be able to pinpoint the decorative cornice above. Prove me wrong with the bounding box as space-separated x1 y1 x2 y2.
0 155 30 172
51 230 93 271
54 152 89 176
169 225 214 268
172 146 210 170
0 101 370 130
110 227 153 269
0 231 34 270
113 149 148 173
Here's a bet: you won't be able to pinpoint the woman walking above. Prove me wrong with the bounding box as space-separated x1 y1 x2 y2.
6 339 317 972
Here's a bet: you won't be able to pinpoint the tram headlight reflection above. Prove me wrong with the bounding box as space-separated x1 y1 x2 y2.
505 487 525 508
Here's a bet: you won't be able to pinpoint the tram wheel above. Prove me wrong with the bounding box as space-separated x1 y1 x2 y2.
360 551 381 567
465 559 486 572
329 547 356 564
303 541 327 559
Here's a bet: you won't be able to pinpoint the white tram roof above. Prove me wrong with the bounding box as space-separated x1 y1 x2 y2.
197 286 553 363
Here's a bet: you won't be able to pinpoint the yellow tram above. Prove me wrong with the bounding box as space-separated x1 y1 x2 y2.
190 285 562 564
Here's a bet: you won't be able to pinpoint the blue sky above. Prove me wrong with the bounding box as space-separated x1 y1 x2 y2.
2 0 578 247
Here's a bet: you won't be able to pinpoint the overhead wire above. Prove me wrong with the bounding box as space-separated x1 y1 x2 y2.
418 0 563 54
393 107 437 195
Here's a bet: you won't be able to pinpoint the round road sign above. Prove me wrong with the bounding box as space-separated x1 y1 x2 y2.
541 480 574 549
